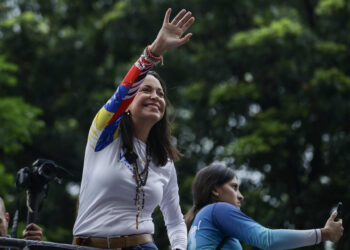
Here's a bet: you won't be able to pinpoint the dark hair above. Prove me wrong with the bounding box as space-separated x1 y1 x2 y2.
184 163 236 231
119 70 182 166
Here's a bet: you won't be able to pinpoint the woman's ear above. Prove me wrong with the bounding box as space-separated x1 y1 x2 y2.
5 212 9 223
211 186 221 202
211 189 219 198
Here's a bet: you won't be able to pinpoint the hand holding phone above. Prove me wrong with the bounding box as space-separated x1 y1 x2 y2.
323 203 344 242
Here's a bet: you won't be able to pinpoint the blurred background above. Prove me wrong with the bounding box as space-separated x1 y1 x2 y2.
0 0 349 249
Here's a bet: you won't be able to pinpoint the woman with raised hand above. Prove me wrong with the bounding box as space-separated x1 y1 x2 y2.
73 8 195 250
186 163 344 250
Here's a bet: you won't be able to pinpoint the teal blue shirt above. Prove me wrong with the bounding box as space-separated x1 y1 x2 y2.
188 202 321 250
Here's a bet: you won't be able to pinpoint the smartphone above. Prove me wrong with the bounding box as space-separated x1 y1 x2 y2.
335 202 343 221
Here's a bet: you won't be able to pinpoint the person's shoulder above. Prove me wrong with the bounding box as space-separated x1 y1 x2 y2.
153 159 175 174
196 203 218 216
164 159 175 168
197 202 238 211
194 204 214 221
213 202 254 224
213 202 241 214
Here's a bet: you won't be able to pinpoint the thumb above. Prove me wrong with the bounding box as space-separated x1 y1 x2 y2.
178 33 192 46
329 211 338 221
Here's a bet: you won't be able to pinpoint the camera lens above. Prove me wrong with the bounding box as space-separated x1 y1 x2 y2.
38 163 56 181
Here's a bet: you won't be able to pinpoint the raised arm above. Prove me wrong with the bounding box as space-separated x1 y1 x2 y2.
88 9 195 152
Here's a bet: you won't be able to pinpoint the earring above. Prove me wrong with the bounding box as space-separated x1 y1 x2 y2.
215 193 220 201
212 191 220 202
126 110 131 116
212 191 219 197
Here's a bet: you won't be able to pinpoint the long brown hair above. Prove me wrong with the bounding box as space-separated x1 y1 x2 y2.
184 163 236 231
119 71 182 166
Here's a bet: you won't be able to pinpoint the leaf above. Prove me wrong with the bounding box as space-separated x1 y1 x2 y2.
229 18 303 48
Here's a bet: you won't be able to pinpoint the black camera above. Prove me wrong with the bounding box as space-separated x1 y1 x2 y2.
15 158 64 225
16 159 61 192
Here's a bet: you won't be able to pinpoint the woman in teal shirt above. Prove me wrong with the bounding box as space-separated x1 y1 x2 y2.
185 164 343 250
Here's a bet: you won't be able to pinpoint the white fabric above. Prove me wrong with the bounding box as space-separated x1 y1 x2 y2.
73 137 187 249
316 228 322 244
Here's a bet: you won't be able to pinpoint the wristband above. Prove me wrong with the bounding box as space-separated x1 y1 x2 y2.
143 45 163 65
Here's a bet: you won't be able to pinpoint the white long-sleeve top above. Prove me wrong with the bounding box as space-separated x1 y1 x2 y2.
73 138 187 249
73 51 187 249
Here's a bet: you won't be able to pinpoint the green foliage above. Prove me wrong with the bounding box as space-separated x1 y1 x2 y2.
227 134 271 158
230 18 303 48
316 41 347 54
0 97 44 153
0 163 14 199
0 55 18 87
3 11 37 27
311 68 350 91
209 80 260 106
182 81 205 101
100 1 130 26
0 1 350 249
316 0 346 15
227 117 289 161
45 226 73 244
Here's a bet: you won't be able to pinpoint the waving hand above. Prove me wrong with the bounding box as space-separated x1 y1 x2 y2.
150 8 195 57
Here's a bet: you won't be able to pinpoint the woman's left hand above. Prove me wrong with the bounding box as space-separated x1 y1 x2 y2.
149 8 195 57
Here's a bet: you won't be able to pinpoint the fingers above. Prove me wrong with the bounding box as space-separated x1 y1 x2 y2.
23 232 42 241
332 225 344 242
325 211 344 242
178 33 193 46
23 230 42 241
23 223 43 241
171 9 187 25
26 223 39 230
182 16 195 32
176 11 193 28
163 8 171 25
24 234 42 241
156 7 194 51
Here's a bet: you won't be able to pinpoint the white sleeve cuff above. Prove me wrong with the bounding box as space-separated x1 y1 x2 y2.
315 228 322 244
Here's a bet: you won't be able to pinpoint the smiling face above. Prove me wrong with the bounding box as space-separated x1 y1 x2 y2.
128 74 166 126
213 176 244 209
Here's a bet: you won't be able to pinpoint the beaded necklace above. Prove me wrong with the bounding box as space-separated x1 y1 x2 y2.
133 152 150 229
125 141 151 229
